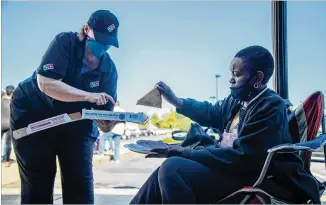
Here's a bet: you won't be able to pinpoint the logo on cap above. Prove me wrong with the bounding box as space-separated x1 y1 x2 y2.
43 64 54 71
90 81 100 88
107 24 116 33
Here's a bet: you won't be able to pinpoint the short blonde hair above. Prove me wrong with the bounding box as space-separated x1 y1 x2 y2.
77 24 87 41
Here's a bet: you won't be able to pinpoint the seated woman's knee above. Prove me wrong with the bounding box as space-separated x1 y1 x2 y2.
158 157 186 182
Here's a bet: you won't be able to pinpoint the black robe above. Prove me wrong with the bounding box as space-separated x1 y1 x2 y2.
177 89 320 203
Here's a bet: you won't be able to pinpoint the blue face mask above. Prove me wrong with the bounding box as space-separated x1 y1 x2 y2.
87 38 110 59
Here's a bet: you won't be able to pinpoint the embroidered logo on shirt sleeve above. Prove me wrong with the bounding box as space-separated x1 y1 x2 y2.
43 64 54 71
90 81 100 88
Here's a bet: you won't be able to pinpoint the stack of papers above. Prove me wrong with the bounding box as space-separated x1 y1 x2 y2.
124 140 169 154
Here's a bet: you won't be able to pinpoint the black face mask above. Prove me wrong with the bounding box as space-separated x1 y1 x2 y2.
230 77 255 101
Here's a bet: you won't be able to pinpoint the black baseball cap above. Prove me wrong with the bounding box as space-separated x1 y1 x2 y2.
87 10 119 48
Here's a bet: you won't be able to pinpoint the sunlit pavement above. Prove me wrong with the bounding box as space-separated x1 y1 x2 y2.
2 135 326 204
1 135 165 204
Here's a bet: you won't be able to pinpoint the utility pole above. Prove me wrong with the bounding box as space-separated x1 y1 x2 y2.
215 74 221 100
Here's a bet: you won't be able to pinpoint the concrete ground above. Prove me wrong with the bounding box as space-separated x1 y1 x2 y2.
1 135 164 204
2 134 326 204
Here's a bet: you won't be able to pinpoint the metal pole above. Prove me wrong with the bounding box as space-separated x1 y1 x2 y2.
322 96 326 167
216 78 218 100
322 113 326 134
272 1 289 99
215 74 221 101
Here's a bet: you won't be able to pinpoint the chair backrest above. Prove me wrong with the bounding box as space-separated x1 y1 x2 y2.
287 91 325 171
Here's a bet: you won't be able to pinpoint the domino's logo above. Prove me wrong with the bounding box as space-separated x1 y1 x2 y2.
90 81 100 88
107 24 116 33
43 64 54 71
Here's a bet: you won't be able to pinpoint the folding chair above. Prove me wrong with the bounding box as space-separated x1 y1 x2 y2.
217 91 326 204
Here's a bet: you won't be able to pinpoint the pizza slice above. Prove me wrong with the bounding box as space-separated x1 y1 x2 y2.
136 88 162 108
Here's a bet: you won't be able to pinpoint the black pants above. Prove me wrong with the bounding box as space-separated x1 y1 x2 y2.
12 122 95 204
130 157 252 204
1 129 13 162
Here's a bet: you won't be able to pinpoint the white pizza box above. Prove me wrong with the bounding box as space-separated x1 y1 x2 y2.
13 112 81 140
13 110 149 140
81 109 149 124
25 113 73 135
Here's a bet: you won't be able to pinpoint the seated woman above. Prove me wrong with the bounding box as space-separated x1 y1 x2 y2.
130 46 318 204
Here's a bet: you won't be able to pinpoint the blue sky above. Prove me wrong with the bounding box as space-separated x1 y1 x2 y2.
2 1 326 112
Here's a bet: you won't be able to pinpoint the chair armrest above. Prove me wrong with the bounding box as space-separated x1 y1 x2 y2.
253 134 326 187
267 134 326 154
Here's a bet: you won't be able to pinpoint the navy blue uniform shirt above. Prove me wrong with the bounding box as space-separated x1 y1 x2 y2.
10 32 118 136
